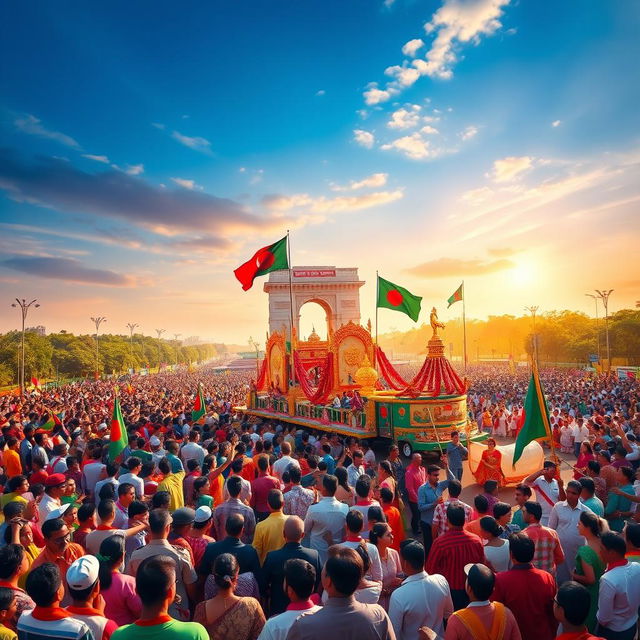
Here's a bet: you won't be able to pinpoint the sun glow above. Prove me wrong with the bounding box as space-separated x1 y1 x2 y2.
509 260 537 286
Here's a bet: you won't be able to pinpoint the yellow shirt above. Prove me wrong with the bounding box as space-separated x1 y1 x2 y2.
0 623 17 640
253 511 286 564
157 471 185 511
0 494 27 524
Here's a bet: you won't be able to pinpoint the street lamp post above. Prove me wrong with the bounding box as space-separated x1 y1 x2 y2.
248 336 260 380
90 316 107 379
11 298 40 397
173 333 181 366
585 294 600 363
524 305 539 365
155 329 165 369
126 323 139 373
595 290 613 371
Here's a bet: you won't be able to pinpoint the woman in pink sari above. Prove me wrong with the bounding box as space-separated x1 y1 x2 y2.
574 441 595 480
194 553 265 640
474 438 506 488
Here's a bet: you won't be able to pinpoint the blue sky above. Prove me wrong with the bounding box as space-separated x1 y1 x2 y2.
1 0 639 344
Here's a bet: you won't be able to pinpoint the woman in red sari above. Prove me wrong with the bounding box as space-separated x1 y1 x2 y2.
474 438 506 488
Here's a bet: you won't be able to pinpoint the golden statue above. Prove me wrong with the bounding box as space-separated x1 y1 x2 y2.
430 307 445 337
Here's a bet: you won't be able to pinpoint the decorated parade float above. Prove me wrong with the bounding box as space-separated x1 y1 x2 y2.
243 266 494 458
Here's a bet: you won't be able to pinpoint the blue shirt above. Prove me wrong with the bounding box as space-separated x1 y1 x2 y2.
322 454 336 475
167 453 184 473
417 467 455 524
446 441 468 470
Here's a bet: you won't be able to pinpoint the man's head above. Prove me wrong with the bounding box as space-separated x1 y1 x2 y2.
225 513 245 538
41 518 71 553
283 516 305 543
578 477 596 500
148 509 172 539
322 546 363 598
284 558 316 603
446 504 466 529
281 442 291 457
554 581 592 629
135 555 176 609
411 453 422 467
542 460 557 481
514 483 532 506
117 483 136 507
601 531 626 564
67 556 100 605
0 586 16 628
44 473 66 498
0 544 28 581
508 533 535 564
352 450 364 466
618 466 634 486
597 451 611 467
447 479 462 499
226 475 243 499
399 540 425 576
483 480 498 496
321 474 338 497
464 563 495 602
379 486 394 505
355 475 371 500
474 494 489 515
565 480 582 507
346 509 364 535
451 431 460 444
587 460 600 477
171 508 195 535
26 562 64 607
97 499 116 525
77 503 96 529
267 489 284 513
257 456 269 474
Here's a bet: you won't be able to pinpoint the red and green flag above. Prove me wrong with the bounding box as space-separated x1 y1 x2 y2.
376 276 422 322
447 283 463 308
192 383 206 423
40 411 62 432
513 361 552 466
108 394 127 461
234 236 289 291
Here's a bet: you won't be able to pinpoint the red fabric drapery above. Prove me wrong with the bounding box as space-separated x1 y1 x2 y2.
293 351 335 405
256 358 268 391
375 346 409 390
398 356 466 398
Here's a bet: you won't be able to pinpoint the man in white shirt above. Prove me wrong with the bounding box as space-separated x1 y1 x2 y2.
346 450 366 488
273 442 300 480
118 457 145 499
82 453 106 499
597 531 640 640
38 474 66 523
548 479 593 584
303 475 348 565
180 429 206 468
223 458 252 503
257 558 320 640
571 418 590 458
341 510 383 584
524 461 564 526
389 539 453 640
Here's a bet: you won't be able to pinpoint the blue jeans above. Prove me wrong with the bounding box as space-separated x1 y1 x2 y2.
451 467 463 481
574 442 582 458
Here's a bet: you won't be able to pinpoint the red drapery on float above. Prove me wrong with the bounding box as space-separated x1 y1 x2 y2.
255 358 268 391
375 346 409 390
293 351 335 405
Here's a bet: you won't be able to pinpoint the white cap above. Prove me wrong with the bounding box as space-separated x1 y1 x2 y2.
149 435 161 446
44 503 70 522
195 505 212 523
67 555 100 590
98 422 108 431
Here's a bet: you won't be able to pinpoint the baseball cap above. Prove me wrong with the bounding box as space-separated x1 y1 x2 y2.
45 473 67 487
44 503 70 522
67 555 100 590
172 507 196 526
194 506 212 524
149 435 161 446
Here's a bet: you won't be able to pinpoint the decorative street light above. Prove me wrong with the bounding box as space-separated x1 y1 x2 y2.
585 293 600 363
155 328 165 369
11 298 40 397
524 305 539 365
90 316 107 378
173 333 182 366
595 290 613 371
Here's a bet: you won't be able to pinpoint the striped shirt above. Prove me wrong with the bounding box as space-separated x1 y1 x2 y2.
523 522 565 575
18 607 92 640
426 529 485 590
432 499 473 536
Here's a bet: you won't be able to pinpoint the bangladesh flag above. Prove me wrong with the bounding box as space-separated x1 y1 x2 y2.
108 395 127 461
377 276 422 322
447 283 463 308
193 383 206 423
40 411 62 432
234 236 289 291
513 362 551 466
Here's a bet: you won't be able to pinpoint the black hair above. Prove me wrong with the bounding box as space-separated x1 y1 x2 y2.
369 522 390 546
380 487 394 504
149 508 171 534
427 464 440 475
136 555 176 607
346 509 364 533
226 475 243 498
158 458 171 475
514 483 532 498
446 503 466 527
151 491 171 509
523 500 542 522
508 533 535 563
578 477 596 495
186 459 200 473
97 499 115 521
579 511 603 537
26 562 61 607
334 467 349 490
284 558 316 600
6 475 27 493
0 586 14 612
98 535 126 591
480 516 503 538
587 460 601 474
193 476 209 503
467 563 495 601
474 494 489 513
230 458 244 474
98 483 117 501
213 553 238 589
493 502 511 520
126 457 142 470
447 479 462 498
325 546 363 596
399 539 425 570
484 480 498 493
620 466 634 482
626 523 640 548
556 581 592 626
77 503 96 523
267 488 284 511
225 513 244 537
322 474 338 496
289 465 301 484
41 517 65 539
2 501 25 521
128 500 149 518
367 506 385 524
0 544 25 580
257 456 269 472
601 531 626 556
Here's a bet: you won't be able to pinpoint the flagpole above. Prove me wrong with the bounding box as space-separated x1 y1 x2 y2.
286 230 296 387
462 280 467 372
375 271 379 367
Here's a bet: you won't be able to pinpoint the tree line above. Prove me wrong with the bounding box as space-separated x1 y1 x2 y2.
379 309 640 366
0 330 223 386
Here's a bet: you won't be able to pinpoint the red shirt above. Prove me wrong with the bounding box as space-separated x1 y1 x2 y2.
251 474 280 512
240 457 256 482
426 529 484 590
491 564 557 640
215 429 227 443
557 633 604 640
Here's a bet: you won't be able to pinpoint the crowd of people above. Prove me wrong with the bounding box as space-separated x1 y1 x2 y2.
0 367 637 640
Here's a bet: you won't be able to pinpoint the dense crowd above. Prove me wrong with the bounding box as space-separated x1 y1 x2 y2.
0 367 637 640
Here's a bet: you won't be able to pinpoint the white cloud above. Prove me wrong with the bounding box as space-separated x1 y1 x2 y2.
402 38 425 57
263 189 403 215
126 164 144 176
331 173 389 192
239 167 246 173
14 114 80 148
151 122 166 130
171 130 212 152
460 125 478 140
382 133 432 160
316 89 326 96
491 156 534 182
385 64 421 88
171 177 199 190
82 154 110 164
387 105 422 129
552 120 562 127
421 125 439 135
353 129 375 148
363 84 396 105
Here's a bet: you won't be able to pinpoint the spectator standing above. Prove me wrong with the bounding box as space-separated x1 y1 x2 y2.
554 581 605 640
251 457 280 522
253 490 287 565
523 462 563 526
283 467 315 520
214 475 256 544
404 454 426 538
445 432 468 482
521 502 564 576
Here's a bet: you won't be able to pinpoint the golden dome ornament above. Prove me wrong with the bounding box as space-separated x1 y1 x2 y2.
354 354 378 393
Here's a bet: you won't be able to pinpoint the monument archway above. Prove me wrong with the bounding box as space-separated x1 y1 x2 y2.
264 266 365 338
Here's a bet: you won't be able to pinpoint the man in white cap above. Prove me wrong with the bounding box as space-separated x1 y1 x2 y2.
184 506 215 567
150 435 166 469
66 555 118 640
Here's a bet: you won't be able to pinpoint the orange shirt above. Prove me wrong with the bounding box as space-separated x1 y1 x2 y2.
382 504 405 551
4 449 22 478
240 457 256 482
209 473 224 507
464 518 484 538
30 543 85 602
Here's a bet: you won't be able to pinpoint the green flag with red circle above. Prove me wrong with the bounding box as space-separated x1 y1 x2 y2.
376 275 422 322
234 236 289 291
108 394 127 461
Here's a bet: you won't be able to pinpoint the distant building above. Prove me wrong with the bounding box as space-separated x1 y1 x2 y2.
26 325 46 336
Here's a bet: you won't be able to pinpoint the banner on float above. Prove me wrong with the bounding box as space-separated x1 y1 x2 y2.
617 366 639 380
